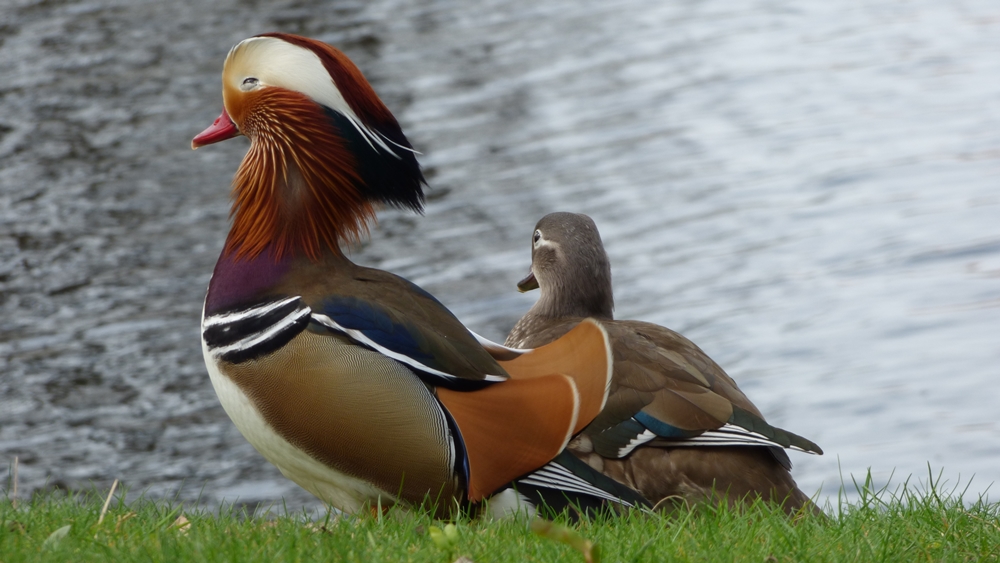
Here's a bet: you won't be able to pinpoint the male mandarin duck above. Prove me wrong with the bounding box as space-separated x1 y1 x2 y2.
506 212 824 515
190 34 620 516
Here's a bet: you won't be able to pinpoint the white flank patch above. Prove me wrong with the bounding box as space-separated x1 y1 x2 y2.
486 488 536 520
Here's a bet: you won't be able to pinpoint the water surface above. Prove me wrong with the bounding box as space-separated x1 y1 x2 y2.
1 0 998 510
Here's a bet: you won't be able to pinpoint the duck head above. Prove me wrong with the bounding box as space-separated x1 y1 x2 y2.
193 33 425 260
518 212 614 320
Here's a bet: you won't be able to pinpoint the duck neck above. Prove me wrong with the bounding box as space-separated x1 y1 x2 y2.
528 279 614 321
205 243 352 315
226 90 385 262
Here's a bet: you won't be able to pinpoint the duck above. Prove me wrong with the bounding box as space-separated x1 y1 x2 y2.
506 212 824 515
190 34 619 516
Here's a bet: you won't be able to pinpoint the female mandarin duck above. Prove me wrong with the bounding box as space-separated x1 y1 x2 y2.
506 212 824 515
190 34 619 516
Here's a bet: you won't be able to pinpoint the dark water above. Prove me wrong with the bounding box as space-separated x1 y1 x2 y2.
2 0 998 511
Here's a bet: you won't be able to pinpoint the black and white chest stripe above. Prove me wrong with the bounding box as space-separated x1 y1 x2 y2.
202 296 505 391
202 296 312 364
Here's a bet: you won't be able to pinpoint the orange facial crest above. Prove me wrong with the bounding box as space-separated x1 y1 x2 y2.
224 88 375 261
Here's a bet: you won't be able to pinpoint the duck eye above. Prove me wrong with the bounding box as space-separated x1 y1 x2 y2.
532 230 542 246
241 77 259 90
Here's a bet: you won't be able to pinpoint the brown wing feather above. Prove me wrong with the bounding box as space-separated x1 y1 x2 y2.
506 316 766 434
614 321 763 417
643 385 733 430
497 319 612 434
437 375 579 501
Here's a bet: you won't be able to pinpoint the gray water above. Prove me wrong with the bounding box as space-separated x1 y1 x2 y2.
2 0 998 512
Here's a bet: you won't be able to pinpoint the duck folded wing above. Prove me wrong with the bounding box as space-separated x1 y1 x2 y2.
310 293 509 390
586 321 823 458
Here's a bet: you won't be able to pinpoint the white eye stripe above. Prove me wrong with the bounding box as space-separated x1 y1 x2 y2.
534 237 558 251
226 37 400 158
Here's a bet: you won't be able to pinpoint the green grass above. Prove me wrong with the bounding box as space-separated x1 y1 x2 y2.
2 473 998 562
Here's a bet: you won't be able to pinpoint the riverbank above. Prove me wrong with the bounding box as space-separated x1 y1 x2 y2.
2 471 997 562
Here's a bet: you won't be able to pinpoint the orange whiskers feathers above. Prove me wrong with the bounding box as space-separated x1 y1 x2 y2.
225 89 375 260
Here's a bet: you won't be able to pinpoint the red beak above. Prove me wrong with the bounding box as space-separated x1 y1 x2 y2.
191 108 240 149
